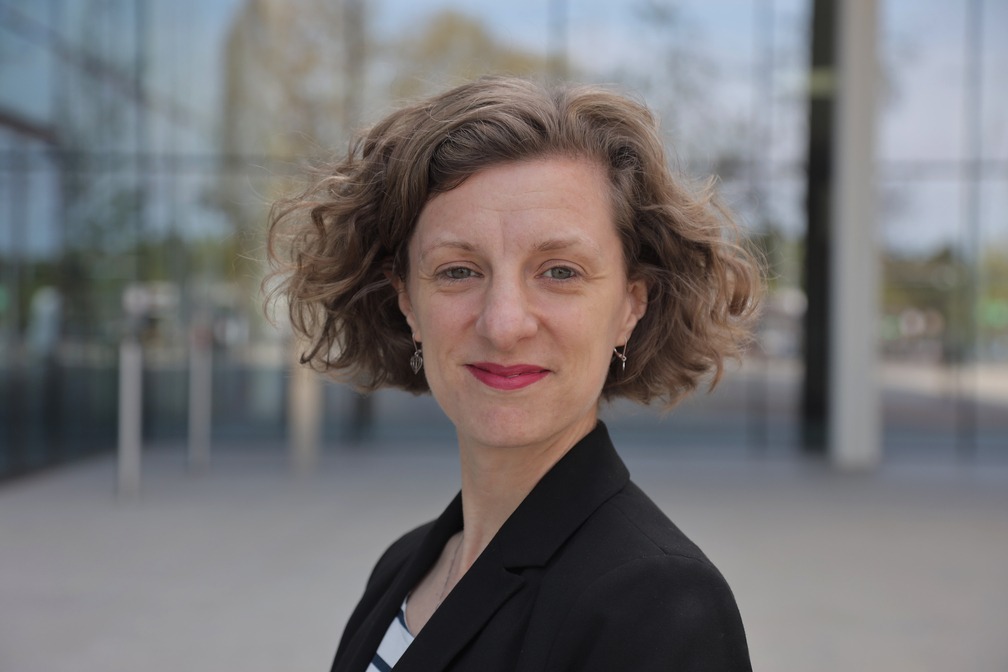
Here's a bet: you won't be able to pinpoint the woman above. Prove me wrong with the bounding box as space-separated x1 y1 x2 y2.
268 77 760 671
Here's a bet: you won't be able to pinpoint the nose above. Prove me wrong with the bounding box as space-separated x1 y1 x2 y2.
474 275 538 350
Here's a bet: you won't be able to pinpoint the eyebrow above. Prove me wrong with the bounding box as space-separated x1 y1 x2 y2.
418 239 476 264
417 235 602 263
533 236 602 254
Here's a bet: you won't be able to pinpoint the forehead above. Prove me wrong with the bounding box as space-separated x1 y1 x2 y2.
412 158 616 251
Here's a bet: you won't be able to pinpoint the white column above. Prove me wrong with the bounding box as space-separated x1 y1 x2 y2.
830 0 881 469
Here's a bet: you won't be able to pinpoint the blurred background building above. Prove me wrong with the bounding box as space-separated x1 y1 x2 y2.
1 0 1005 479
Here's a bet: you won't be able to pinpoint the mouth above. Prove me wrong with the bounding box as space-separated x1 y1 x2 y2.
465 362 550 391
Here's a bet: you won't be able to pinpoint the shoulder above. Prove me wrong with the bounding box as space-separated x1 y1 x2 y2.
540 482 751 670
572 553 744 640
567 480 713 568
548 554 751 671
583 480 741 615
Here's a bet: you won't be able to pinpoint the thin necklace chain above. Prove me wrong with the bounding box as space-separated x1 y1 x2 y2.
438 533 463 605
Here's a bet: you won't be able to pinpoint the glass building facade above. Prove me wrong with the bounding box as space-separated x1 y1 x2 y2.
1 0 1005 478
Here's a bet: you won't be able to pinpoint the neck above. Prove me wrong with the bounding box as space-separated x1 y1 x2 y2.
452 416 597 571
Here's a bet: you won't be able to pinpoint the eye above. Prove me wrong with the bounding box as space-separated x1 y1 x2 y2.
543 266 577 280
441 266 476 281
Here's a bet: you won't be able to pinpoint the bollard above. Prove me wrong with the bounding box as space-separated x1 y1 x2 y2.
188 320 213 470
288 352 322 473
117 338 143 495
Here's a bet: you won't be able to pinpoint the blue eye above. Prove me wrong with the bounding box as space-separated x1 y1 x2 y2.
544 266 577 280
443 267 475 280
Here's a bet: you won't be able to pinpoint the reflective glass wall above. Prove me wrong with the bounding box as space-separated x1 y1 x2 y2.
1 0 1005 478
877 0 1008 458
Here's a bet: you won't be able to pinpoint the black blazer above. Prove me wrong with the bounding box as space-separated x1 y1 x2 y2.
331 422 751 672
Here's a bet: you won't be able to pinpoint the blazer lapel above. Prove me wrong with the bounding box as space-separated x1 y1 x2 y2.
495 421 629 570
332 494 464 672
393 546 525 672
394 422 629 671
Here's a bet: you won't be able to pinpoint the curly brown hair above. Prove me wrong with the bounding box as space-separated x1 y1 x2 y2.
266 76 761 407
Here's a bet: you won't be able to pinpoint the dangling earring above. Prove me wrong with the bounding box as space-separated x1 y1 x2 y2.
613 345 627 372
410 336 423 374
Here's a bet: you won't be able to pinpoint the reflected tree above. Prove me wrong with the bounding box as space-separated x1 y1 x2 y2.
386 10 547 100
217 0 371 315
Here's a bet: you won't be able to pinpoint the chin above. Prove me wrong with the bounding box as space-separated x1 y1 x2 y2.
455 403 595 452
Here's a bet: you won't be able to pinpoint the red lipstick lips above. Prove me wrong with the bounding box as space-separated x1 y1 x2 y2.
466 362 549 390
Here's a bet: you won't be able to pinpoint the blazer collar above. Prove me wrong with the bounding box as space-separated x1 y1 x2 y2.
492 420 629 568
339 421 629 672
334 494 464 672
403 422 629 671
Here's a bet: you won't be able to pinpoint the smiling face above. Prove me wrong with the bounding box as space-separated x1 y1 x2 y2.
396 157 647 455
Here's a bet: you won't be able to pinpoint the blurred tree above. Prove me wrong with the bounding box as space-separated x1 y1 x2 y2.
981 248 1008 304
48 2 148 342
979 249 1008 357
625 0 722 167
882 246 975 362
387 10 547 100
221 0 369 159
216 3 552 305
216 0 372 319
748 224 804 295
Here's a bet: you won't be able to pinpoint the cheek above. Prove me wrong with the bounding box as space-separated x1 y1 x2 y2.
590 290 633 336
415 294 473 348
564 308 618 370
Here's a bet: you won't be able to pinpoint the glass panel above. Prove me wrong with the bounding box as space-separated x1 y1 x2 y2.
879 0 967 163
976 178 1008 459
5 0 1004 477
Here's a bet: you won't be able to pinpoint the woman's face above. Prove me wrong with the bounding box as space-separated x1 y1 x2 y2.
396 157 647 453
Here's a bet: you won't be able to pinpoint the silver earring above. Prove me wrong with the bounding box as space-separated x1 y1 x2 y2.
613 345 627 372
410 337 423 374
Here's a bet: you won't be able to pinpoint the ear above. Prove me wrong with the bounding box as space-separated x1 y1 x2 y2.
389 273 420 341
619 278 648 344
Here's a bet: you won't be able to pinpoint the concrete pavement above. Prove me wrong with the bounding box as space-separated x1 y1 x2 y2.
2 435 1007 672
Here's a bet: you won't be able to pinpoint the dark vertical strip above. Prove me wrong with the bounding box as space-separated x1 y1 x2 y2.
49 0 63 457
801 0 836 454
4 146 28 474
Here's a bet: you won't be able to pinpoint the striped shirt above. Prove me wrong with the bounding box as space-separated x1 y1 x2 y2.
367 597 414 672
